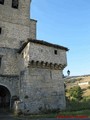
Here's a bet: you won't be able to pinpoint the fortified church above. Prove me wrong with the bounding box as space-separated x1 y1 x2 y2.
0 0 68 113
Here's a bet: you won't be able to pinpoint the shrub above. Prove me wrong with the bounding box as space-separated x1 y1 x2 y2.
68 86 83 101
66 99 90 111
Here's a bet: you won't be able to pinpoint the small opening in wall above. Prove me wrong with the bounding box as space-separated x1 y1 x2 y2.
22 52 24 58
0 0 4 5
0 57 2 67
12 0 18 9
0 28 2 34
54 50 57 55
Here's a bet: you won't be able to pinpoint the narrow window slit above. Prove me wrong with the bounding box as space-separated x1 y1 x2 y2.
54 50 57 55
0 28 2 34
12 0 18 9
0 57 2 67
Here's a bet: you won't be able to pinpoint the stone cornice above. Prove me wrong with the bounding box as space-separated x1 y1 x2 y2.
28 60 66 70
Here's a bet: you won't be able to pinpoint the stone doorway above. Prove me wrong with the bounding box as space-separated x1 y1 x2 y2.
0 85 11 109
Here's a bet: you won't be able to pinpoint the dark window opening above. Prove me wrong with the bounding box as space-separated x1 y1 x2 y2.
0 28 2 34
22 52 24 58
12 0 18 9
54 50 57 55
0 57 2 67
0 0 4 5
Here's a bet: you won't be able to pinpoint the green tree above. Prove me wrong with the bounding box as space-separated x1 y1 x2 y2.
68 86 83 100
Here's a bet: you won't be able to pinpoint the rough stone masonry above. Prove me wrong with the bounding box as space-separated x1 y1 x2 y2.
0 0 68 113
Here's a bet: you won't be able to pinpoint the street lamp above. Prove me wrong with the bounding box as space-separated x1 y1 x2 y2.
67 70 70 76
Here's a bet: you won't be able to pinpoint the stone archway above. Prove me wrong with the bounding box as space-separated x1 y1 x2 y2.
0 85 11 109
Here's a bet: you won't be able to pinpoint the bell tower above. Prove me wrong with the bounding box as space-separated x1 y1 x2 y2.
0 0 36 49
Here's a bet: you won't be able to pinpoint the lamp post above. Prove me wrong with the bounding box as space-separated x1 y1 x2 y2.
67 70 70 76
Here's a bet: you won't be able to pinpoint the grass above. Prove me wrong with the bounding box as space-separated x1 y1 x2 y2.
15 113 58 119
14 110 90 119
59 110 90 117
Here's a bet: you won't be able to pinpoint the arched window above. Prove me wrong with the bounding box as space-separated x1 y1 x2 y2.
12 0 18 9
0 0 4 5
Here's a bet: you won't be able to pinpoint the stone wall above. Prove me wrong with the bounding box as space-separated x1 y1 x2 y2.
0 0 67 113
18 43 30 73
29 42 67 65
20 67 66 113
30 19 37 39
18 42 67 113
0 48 19 75
0 75 19 96
19 42 67 71
0 0 31 26
0 0 37 49
0 20 30 48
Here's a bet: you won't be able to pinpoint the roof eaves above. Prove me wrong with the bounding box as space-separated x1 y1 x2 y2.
18 38 69 54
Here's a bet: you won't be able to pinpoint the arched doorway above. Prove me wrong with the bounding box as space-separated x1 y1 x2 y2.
0 85 11 109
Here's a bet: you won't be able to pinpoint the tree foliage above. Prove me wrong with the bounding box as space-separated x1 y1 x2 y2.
68 86 83 100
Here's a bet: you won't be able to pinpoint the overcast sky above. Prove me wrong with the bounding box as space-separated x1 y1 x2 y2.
31 0 90 76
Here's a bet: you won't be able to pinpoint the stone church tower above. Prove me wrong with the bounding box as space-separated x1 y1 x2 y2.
0 0 68 113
